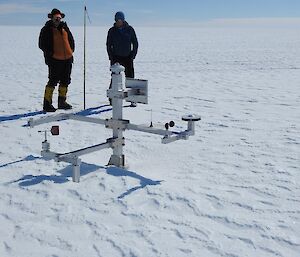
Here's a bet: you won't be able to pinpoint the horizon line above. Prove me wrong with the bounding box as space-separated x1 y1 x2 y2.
0 17 300 27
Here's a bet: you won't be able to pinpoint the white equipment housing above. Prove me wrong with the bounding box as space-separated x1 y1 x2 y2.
28 63 200 182
125 78 148 104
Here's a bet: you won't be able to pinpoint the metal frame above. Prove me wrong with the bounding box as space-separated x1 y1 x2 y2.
28 63 201 182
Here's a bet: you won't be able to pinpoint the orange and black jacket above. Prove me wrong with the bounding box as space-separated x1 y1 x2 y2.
39 20 75 65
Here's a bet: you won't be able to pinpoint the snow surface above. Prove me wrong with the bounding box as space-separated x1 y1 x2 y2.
0 25 299 257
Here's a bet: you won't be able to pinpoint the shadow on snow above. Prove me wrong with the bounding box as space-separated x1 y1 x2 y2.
0 111 45 122
106 167 162 199
0 104 131 124
0 154 42 168
3 155 162 199
0 105 110 124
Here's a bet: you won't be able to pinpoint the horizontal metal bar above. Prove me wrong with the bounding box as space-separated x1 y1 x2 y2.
41 150 58 160
161 132 190 144
28 113 72 127
28 113 107 128
69 115 106 125
127 123 173 136
58 141 111 158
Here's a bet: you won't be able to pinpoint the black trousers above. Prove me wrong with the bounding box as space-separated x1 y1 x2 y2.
111 55 134 78
48 58 72 87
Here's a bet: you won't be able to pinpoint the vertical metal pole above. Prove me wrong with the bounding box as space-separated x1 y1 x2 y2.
72 158 81 183
187 121 195 135
108 64 125 167
83 6 87 110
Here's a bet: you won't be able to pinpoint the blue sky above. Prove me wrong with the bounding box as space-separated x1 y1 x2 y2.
0 0 299 26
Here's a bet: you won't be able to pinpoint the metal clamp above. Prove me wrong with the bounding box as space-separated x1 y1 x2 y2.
105 119 129 130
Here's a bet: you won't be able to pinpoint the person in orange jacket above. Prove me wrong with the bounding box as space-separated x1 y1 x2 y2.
39 8 75 112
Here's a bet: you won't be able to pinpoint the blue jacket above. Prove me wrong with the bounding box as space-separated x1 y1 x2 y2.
106 21 138 60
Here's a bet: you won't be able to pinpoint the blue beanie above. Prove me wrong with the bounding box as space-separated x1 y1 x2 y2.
115 11 125 21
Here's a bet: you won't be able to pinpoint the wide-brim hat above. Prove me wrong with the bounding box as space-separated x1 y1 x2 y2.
48 8 65 19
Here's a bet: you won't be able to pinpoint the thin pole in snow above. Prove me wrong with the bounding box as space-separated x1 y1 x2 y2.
83 5 91 110
84 6 86 109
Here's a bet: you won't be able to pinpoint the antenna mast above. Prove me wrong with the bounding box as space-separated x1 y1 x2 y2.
84 5 86 109
83 5 91 110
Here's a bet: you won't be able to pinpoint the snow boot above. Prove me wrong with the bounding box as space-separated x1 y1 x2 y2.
58 85 72 110
43 86 56 112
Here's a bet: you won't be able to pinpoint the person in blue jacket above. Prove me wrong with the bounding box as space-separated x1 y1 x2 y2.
106 11 138 78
